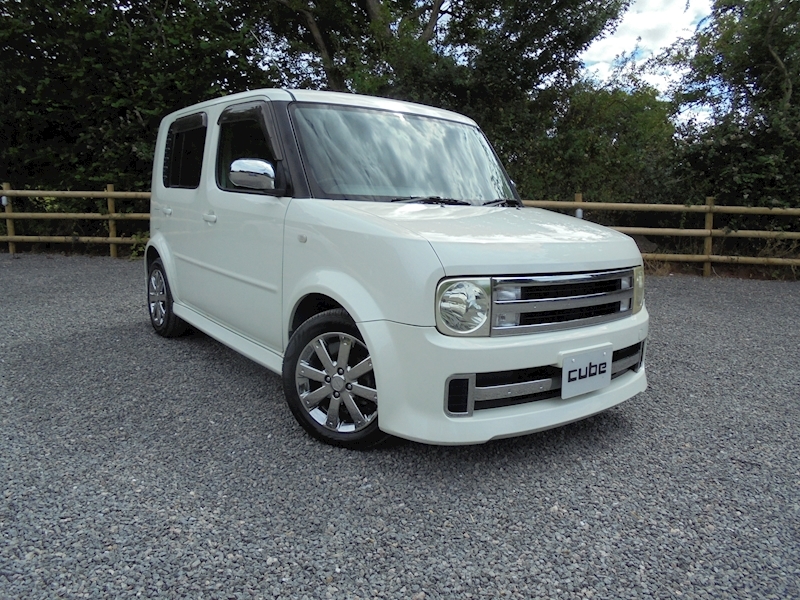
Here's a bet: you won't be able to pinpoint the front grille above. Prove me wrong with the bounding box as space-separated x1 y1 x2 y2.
492 268 636 336
519 302 621 326
520 278 620 301
445 342 644 416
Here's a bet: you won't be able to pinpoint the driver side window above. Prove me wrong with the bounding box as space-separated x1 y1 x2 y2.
216 118 277 191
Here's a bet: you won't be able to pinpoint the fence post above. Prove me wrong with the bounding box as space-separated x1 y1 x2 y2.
106 183 117 258
2 182 15 255
703 196 715 277
574 192 584 219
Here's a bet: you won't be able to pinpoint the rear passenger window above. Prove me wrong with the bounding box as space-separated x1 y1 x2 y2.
163 113 207 188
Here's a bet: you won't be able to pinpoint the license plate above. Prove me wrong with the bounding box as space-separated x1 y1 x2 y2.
561 345 613 399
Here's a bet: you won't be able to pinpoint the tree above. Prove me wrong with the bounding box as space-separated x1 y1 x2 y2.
515 80 676 205
0 0 277 192
664 0 800 209
256 0 633 195
261 0 632 94
1 0 635 203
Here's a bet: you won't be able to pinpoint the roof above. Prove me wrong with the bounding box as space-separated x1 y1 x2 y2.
162 88 476 126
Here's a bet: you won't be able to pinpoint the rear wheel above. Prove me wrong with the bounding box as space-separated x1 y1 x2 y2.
282 309 389 449
147 258 187 337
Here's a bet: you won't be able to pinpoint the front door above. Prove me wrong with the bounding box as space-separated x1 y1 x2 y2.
181 101 288 353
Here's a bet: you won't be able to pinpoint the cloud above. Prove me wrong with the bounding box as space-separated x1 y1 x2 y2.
581 0 712 90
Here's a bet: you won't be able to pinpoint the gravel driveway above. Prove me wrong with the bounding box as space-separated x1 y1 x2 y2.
1 254 798 599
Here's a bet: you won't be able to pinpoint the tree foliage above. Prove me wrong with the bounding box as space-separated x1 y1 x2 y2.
665 0 800 209
258 0 629 99
1 0 637 202
257 0 633 199
0 0 277 191
515 81 676 205
6 0 795 227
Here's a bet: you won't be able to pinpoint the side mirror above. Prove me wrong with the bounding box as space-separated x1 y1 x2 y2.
229 158 276 191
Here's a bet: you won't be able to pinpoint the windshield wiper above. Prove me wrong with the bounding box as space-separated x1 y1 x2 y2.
481 198 521 207
390 196 471 206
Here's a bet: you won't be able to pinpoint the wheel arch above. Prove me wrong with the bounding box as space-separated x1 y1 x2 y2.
289 294 345 341
146 244 160 268
144 235 181 300
145 246 188 338
285 272 384 350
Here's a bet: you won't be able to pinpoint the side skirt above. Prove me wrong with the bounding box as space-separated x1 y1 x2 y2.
173 303 284 375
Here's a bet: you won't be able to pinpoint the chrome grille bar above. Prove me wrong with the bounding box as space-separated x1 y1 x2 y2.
494 288 633 314
491 268 635 336
474 377 555 402
494 268 634 288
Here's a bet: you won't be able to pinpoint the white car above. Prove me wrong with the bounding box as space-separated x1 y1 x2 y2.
145 89 648 448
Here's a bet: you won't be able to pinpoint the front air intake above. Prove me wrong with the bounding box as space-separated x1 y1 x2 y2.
446 377 471 415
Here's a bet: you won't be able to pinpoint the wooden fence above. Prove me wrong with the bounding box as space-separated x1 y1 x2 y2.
524 194 800 275
2 185 799 275
1 184 150 259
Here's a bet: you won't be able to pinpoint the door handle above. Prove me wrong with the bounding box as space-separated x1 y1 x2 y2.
161 206 173 216
203 213 217 224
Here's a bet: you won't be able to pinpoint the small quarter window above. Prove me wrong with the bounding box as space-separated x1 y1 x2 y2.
163 113 207 189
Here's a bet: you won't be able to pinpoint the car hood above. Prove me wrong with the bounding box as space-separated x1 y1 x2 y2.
346 202 642 275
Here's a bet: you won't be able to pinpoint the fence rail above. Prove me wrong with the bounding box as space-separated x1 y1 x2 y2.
2 183 149 258
2 185 799 274
523 195 800 275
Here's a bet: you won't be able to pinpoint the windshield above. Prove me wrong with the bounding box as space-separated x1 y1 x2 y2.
290 103 515 204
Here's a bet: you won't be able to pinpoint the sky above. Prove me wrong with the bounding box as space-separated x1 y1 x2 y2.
580 0 713 91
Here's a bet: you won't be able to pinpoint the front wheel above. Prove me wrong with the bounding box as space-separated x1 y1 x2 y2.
282 309 389 449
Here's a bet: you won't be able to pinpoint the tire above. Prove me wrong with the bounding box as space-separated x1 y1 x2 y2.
147 258 187 338
282 309 389 449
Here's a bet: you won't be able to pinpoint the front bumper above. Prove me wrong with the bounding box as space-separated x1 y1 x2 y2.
359 308 648 444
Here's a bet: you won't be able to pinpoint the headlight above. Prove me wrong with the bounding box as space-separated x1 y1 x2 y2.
633 266 644 314
436 279 491 336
